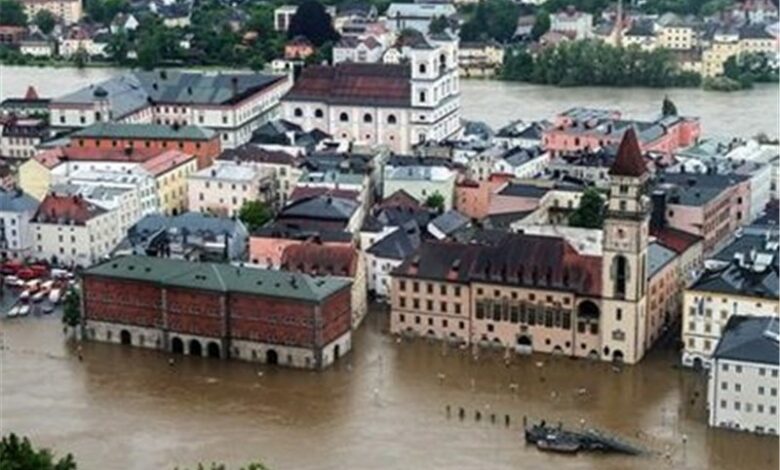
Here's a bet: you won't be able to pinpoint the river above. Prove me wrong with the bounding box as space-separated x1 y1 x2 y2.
2 306 778 470
0 66 778 139
1 66 779 469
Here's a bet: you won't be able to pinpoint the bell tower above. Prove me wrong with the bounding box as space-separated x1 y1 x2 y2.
600 128 650 364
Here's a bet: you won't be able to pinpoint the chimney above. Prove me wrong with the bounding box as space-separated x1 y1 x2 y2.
231 76 239 96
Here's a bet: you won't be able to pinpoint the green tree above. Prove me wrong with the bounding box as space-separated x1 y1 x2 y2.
568 188 604 229
530 11 550 40
723 55 740 80
106 31 129 64
501 47 534 80
662 96 678 116
238 200 272 232
0 433 77 470
288 0 339 47
34 10 56 35
424 193 445 213
0 0 27 26
135 19 181 69
460 0 520 42
62 288 81 329
428 15 449 35
72 47 89 68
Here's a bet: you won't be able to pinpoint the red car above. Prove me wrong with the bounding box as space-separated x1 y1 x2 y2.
16 268 36 280
1 260 23 275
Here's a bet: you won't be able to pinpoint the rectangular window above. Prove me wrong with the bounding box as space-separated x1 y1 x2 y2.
427 283 433 294
440 285 447 296
454 286 461 296
399 280 406 291
413 298 420 309
454 303 461 314
413 282 419 293
399 297 406 308
426 300 433 311
440 301 447 313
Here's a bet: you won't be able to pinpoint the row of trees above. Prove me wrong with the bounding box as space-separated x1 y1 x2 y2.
502 40 702 88
0 0 57 33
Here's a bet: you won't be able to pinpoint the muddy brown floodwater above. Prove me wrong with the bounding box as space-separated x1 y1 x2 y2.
1 306 778 470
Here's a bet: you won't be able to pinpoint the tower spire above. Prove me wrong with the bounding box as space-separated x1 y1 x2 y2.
609 127 647 177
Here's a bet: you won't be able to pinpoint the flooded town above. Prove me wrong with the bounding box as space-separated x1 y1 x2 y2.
1 0 779 468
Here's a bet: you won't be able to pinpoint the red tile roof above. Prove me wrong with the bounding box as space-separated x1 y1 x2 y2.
285 63 411 107
141 149 196 176
280 242 357 277
33 194 105 225
34 146 167 169
609 127 648 177
24 86 39 100
379 189 422 210
651 226 702 254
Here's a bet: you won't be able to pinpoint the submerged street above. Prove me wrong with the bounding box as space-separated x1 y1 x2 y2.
1 306 777 469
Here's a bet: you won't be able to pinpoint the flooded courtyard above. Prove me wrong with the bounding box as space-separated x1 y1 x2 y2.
1 305 777 470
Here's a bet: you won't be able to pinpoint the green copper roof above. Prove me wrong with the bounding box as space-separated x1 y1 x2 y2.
72 123 216 141
84 256 350 302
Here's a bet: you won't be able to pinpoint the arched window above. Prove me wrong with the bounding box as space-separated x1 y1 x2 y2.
613 255 628 299
419 63 427 74
314 108 324 118
439 53 446 68
339 112 349 122
387 114 397 124
293 108 303 117
363 113 372 123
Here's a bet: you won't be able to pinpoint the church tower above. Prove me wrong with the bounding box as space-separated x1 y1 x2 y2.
600 128 651 364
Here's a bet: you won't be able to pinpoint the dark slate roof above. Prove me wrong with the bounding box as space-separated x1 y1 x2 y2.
712 226 779 265
739 23 774 40
657 172 749 207
648 242 677 277
625 19 655 37
254 222 353 242
428 210 469 236
0 189 39 213
496 120 549 139
128 212 248 243
279 195 359 221
393 240 483 283
690 261 779 300
713 316 779 365
285 63 411 107
609 127 647 177
497 183 551 198
134 70 284 106
84 255 350 302
367 222 421 260
483 210 533 229
219 145 302 166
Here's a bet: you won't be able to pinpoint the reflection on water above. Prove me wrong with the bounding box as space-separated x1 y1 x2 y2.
2 308 777 470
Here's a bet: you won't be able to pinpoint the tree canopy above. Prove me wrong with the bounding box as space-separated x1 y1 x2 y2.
0 433 77 470
288 0 339 47
428 15 449 35
530 12 550 40
502 40 701 88
34 10 56 35
0 0 27 26
84 0 128 24
460 0 520 43
568 188 604 229
62 288 81 329
662 96 678 116
424 193 445 213
238 200 273 232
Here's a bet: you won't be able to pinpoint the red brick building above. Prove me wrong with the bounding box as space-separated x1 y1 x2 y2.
70 123 221 169
81 256 352 369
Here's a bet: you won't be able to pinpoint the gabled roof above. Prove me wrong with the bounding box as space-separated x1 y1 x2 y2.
609 127 647 177
285 63 411 107
0 190 39 213
713 316 779 365
32 193 106 225
428 210 469 237
280 242 357 277
279 195 359 221
367 221 422 260
219 144 302 166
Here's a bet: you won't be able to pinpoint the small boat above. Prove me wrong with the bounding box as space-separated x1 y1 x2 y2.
32 291 46 303
48 288 62 304
7 306 20 318
18 305 30 316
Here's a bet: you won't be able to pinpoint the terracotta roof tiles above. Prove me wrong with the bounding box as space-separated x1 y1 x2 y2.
609 127 648 177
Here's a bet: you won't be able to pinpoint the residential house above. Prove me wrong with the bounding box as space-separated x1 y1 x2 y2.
458 41 505 78
366 220 421 298
0 189 39 259
187 161 275 217
114 211 249 261
19 31 55 57
332 36 385 64
550 6 593 39
707 316 779 435
30 192 122 266
218 145 305 209
284 36 315 60
22 0 83 24
383 156 458 210
0 116 49 159
384 2 457 33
